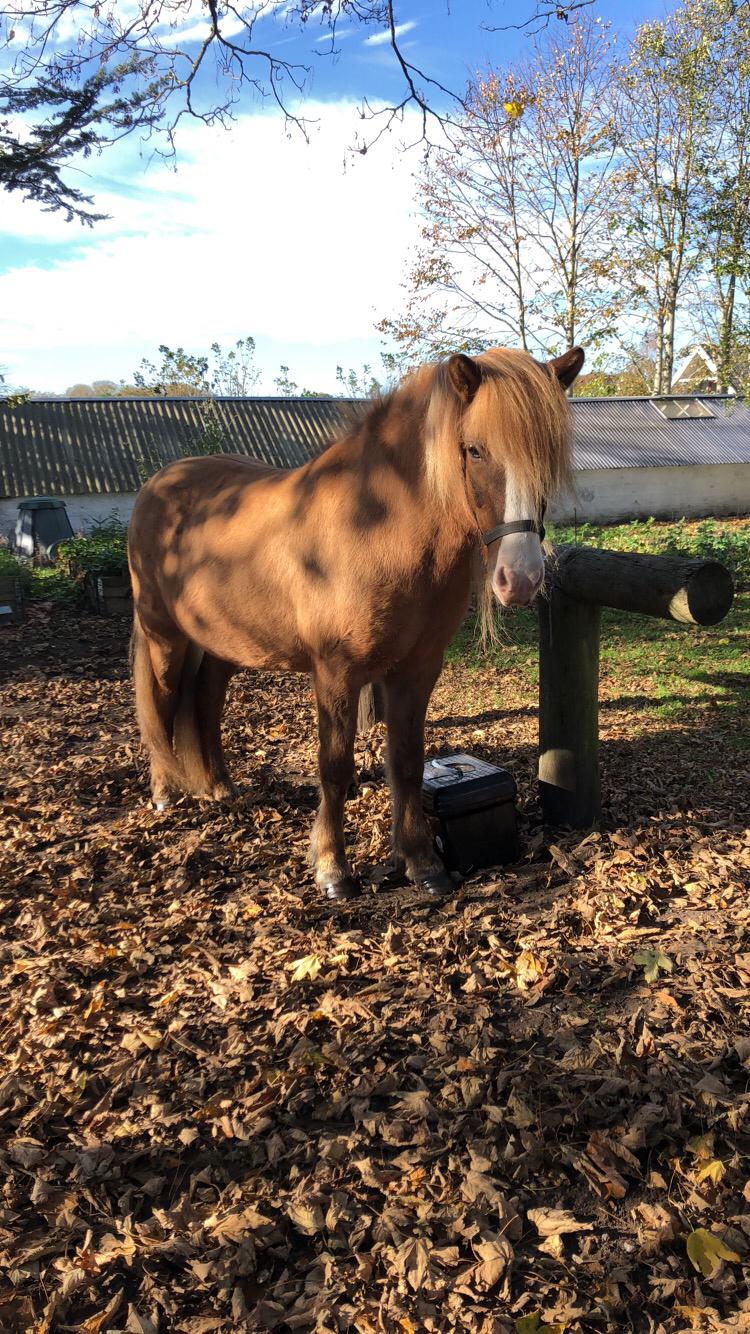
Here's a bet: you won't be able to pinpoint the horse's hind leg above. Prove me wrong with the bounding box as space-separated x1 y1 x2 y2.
310 663 360 900
131 619 189 808
195 653 238 800
384 652 452 895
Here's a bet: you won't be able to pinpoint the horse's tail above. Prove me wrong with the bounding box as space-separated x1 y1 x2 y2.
173 642 209 793
130 613 206 795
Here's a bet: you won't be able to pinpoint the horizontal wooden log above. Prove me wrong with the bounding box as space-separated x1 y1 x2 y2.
546 545 734 626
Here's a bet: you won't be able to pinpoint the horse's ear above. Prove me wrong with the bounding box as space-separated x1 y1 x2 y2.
447 353 482 403
547 346 585 389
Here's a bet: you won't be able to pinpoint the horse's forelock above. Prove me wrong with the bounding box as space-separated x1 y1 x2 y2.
423 362 464 508
468 349 574 505
423 348 573 511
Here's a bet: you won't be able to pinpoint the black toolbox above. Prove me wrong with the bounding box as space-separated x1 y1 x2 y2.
422 753 520 873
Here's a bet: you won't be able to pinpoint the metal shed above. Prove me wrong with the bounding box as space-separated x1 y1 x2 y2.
0 393 748 529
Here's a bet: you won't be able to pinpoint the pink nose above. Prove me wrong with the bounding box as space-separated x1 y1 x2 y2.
493 566 543 607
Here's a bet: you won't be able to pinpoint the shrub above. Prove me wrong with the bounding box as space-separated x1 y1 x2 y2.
28 566 79 603
58 515 129 579
0 547 28 580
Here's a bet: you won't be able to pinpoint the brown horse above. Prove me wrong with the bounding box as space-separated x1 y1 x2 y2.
128 345 583 899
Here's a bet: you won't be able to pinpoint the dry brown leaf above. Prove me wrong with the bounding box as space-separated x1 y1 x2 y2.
527 1208 593 1238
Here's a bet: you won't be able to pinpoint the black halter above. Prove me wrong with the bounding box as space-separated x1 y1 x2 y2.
482 513 546 546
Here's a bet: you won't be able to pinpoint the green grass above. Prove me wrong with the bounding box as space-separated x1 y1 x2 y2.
448 519 749 748
449 596 749 744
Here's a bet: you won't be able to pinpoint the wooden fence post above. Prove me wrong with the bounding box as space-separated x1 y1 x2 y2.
537 546 734 829
548 546 734 625
538 588 601 828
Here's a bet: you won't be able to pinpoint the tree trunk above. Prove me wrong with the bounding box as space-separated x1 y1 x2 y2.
663 288 677 392
717 278 736 391
653 312 666 394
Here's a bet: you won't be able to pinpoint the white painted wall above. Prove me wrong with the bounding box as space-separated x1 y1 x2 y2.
549 463 750 524
0 492 136 537
1 463 749 536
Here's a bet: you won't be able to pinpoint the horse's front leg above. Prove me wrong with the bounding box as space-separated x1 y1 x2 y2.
310 664 361 901
384 658 454 896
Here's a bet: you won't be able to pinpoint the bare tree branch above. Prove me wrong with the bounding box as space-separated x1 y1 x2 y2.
482 0 597 35
0 0 610 222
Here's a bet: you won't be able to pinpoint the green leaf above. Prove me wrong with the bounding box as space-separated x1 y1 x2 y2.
516 1316 565 1334
633 949 673 982
686 1227 740 1277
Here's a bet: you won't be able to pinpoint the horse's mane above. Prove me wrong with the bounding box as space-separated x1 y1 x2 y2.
333 348 573 509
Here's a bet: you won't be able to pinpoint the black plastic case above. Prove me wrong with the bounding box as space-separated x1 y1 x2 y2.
422 753 520 873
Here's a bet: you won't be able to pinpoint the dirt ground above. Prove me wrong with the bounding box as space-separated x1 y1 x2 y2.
1 606 749 1334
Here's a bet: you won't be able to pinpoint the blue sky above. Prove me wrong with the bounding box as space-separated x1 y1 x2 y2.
0 0 668 394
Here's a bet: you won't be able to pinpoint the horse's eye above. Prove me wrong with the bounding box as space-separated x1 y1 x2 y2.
467 444 483 462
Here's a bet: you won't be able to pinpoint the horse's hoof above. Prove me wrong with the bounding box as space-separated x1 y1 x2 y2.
153 798 171 812
210 782 239 802
322 875 362 902
415 869 455 897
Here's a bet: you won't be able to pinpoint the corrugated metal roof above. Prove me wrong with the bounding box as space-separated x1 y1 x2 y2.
0 396 356 499
1 394 748 500
571 396 750 470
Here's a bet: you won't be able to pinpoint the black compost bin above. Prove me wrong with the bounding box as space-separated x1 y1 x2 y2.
14 497 74 564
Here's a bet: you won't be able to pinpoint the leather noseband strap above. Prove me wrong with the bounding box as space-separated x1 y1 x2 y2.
482 516 546 546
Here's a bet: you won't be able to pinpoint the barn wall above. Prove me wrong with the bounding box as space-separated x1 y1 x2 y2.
0 492 137 536
549 463 750 523
2 464 749 536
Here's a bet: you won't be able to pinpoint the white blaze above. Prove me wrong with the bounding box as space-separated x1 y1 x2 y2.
490 471 544 606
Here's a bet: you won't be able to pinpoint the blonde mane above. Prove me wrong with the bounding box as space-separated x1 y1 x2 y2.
422 347 574 510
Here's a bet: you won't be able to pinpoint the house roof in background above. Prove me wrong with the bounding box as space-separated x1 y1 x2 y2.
670 346 722 390
1 394 749 500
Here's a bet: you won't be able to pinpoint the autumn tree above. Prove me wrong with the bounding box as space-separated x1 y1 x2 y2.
612 0 722 394
380 15 622 365
692 1 750 390
379 71 535 363
516 17 623 352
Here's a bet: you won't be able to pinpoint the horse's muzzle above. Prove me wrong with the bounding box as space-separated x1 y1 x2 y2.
492 567 544 607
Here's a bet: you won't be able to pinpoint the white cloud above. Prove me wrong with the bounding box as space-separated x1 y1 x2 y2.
157 11 248 45
0 102 422 390
364 20 417 47
316 26 355 43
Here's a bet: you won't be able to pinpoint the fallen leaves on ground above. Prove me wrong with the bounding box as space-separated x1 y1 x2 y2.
0 607 748 1331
